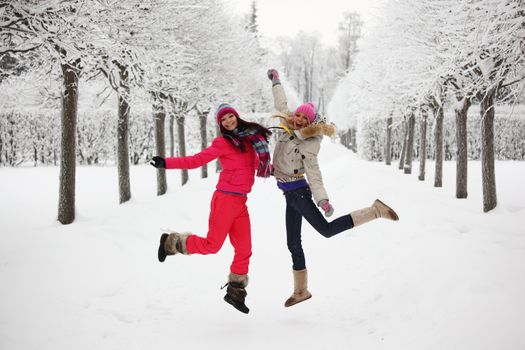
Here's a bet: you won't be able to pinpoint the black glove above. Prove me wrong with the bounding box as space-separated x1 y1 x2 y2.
150 156 166 169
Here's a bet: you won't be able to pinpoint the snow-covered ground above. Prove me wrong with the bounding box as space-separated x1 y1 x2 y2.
1 139 524 350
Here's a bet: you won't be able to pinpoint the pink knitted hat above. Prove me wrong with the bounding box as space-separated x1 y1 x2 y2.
294 102 316 123
216 103 239 125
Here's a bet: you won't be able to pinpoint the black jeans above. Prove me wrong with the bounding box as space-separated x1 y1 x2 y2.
284 186 354 270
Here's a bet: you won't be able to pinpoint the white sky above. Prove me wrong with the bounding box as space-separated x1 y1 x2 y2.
223 0 381 47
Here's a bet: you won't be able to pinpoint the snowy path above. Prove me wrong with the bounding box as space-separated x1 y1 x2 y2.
1 140 524 350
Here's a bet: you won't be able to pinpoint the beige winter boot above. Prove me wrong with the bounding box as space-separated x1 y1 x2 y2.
284 269 312 307
350 199 399 227
158 232 191 262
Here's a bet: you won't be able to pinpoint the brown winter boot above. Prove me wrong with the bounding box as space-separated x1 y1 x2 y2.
284 269 312 307
223 273 250 314
350 199 399 227
157 232 191 262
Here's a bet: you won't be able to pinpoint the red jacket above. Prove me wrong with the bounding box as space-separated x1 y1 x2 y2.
165 136 258 194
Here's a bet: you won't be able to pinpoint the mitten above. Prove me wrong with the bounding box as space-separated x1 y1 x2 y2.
150 156 166 169
267 68 280 86
319 199 334 217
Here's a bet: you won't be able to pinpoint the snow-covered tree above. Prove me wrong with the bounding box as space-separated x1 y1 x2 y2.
337 11 363 76
333 0 525 212
465 0 525 211
1 0 99 224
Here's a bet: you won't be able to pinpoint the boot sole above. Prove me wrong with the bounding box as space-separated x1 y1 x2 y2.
224 295 250 314
284 294 312 308
158 233 169 262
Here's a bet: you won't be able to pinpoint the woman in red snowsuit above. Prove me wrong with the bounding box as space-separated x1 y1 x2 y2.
150 103 271 314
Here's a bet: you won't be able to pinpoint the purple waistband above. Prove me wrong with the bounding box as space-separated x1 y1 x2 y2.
277 179 308 192
216 189 247 197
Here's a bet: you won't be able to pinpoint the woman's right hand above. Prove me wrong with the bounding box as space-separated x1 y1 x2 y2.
150 156 166 169
267 68 280 85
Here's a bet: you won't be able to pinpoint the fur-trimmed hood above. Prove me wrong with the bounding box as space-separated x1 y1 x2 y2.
272 112 336 140
297 122 336 139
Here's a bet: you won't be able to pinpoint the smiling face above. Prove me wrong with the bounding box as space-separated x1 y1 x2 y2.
290 112 310 130
220 113 238 131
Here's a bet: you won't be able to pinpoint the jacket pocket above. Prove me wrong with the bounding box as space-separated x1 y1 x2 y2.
227 169 252 186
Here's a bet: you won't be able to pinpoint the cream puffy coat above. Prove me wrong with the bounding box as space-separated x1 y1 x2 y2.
271 83 336 205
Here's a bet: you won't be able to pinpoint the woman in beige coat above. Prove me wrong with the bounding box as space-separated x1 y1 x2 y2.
267 69 399 307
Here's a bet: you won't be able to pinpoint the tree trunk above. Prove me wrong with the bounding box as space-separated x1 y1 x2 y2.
33 142 37 166
398 119 407 170
40 139 45 164
177 115 188 186
309 64 314 103
340 129 349 149
199 110 209 179
303 68 310 102
479 88 497 212
58 60 80 224
117 65 131 204
385 116 392 165
404 113 415 174
0 131 3 166
455 97 471 199
153 95 167 196
434 105 444 187
418 109 428 181
169 114 175 157
351 128 357 152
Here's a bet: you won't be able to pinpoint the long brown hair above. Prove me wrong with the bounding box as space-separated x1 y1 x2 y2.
220 117 272 152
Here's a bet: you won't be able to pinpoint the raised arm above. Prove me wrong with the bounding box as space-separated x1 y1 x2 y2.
267 68 291 115
152 137 225 170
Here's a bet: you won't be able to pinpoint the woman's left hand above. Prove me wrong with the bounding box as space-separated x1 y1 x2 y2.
319 199 334 217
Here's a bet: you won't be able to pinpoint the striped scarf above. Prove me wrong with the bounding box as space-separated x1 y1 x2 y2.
225 128 271 178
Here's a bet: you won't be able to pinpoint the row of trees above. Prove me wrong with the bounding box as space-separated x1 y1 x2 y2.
1 0 271 224
331 0 525 212
355 106 525 161
6 104 525 171
0 106 229 167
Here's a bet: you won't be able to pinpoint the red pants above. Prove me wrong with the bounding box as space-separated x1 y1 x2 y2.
186 191 252 275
